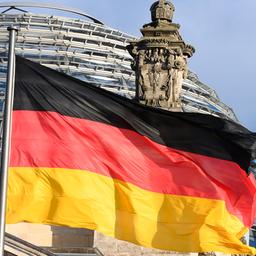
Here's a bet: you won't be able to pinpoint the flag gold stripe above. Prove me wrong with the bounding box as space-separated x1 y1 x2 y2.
7 167 255 254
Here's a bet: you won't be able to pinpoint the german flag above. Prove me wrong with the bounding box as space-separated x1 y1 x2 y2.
8 56 256 254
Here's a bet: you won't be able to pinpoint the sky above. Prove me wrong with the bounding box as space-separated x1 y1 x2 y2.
5 0 256 131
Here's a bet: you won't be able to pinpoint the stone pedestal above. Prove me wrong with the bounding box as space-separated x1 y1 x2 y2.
6 223 94 248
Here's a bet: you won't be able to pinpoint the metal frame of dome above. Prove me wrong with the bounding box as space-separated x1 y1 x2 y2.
0 4 238 123
0 2 104 24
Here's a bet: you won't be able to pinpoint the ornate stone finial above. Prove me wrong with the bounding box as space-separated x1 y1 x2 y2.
150 0 175 23
127 1 195 111
159 0 165 6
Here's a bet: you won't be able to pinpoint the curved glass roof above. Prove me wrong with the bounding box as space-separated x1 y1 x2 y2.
0 4 238 122
0 2 104 24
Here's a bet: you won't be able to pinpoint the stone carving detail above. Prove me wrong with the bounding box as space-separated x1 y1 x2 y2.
128 0 195 111
130 47 188 109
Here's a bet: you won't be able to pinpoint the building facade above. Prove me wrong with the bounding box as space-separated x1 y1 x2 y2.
0 3 238 122
0 2 248 256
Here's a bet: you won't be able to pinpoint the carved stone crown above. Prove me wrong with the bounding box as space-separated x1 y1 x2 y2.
150 0 175 22
183 44 196 58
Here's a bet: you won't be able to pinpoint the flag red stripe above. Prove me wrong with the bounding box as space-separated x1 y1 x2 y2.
10 110 256 227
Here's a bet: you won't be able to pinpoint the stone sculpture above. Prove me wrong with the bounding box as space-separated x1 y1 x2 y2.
127 0 195 111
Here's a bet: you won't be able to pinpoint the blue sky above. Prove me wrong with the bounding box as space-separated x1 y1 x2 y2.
6 0 256 131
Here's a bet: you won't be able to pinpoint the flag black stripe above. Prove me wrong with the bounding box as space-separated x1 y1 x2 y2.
14 56 256 171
